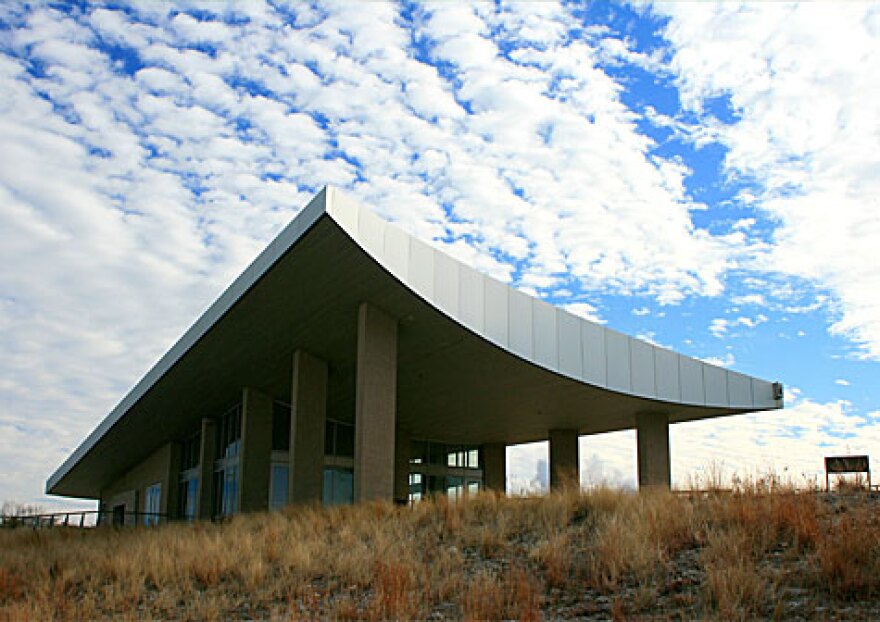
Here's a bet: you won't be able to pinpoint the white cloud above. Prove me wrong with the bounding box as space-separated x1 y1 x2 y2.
0 2 875 507
835 379 850 387
709 314 768 338
736 314 768 329
731 293 766 306
655 3 880 359
709 318 730 338
731 217 755 231
699 352 736 368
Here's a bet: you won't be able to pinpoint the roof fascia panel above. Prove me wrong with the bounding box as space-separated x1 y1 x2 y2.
324 187 782 412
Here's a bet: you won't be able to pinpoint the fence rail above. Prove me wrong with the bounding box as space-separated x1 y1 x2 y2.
0 510 168 529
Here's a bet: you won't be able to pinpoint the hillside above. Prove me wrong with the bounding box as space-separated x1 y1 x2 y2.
1 486 879 621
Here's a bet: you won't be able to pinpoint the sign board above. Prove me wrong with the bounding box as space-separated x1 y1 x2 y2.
824 455 871 491
825 455 869 474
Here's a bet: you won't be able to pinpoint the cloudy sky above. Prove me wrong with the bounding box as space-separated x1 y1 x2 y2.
1 1 879 507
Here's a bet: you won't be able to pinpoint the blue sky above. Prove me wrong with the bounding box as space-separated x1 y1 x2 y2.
1 1 878 506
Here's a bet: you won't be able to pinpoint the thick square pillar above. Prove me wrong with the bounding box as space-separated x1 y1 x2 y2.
482 443 507 493
290 350 328 504
636 412 670 489
394 427 411 505
196 418 216 520
549 429 580 490
354 302 398 503
164 441 182 521
239 387 273 512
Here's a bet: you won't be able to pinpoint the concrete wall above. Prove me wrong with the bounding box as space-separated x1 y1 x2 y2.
354 302 398 502
549 429 579 490
394 427 411 504
100 442 176 524
197 418 217 520
240 388 273 513
290 351 328 504
482 443 506 493
636 412 670 489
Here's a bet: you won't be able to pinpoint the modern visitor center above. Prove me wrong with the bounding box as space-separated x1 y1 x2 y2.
47 187 783 521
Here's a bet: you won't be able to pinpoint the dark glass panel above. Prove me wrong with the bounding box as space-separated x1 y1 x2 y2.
409 440 427 464
272 402 291 451
336 422 354 457
325 420 334 455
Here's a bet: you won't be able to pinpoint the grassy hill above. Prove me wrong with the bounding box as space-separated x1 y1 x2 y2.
1 486 878 621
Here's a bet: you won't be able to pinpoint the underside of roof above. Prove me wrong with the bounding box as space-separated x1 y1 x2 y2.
47 187 783 498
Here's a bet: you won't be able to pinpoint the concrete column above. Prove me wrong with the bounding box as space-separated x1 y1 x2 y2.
354 302 398 503
482 443 507 493
636 412 670 489
196 418 216 520
549 429 580 491
290 350 328 505
394 427 411 505
164 441 182 521
239 387 273 512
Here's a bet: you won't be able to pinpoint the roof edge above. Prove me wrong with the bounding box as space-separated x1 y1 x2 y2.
323 187 784 414
46 187 332 495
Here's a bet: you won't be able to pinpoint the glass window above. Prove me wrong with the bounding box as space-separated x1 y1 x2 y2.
445 447 480 468
409 441 426 464
270 464 288 511
217 405 242 458
468 450 480 469
322 468 353 506
446 476 464 500
181 432 201 471
335 422 354 457
212 471 222 516
178 475 198 521
220 465 239 517
324 419 355 457
426 475 445 494
428 443 446 466
112 504 125 527
322 469 332 503
408 472 424 502
143 483 161 525
407 440 484 502
334 469 353 505
325 420 335 455
272 402 291 451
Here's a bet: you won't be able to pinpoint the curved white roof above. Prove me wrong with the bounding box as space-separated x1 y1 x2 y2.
326 187 781 411
47 186 782 497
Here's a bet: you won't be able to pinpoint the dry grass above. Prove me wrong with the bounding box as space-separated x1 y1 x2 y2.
1 488 878 620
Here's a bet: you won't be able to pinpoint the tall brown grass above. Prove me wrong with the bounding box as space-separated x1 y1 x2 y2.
1 487 877 621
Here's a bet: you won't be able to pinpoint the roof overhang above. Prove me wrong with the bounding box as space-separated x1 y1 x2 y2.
47 187 783 498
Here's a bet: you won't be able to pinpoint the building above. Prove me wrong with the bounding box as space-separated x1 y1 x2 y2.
46 187 783 521
535 458 549 492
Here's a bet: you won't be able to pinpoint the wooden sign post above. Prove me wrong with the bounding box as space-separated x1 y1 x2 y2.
824 455 871 492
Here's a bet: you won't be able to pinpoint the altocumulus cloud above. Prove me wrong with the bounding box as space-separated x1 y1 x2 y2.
657 2 880 360
0 2 878 506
